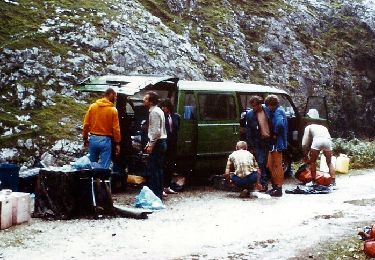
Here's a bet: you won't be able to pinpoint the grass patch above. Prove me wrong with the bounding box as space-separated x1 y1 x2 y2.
316 237 367 259
31 95 87 142
333 138 375 169
0 95 87 151
137 0 187 34
0 0 118 51
296 7 375 63
138 0 290 79
233 0 292 17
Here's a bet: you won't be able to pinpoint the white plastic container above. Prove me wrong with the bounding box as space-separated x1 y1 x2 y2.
319 154 337 173
10 192 31 225
336 154 350 174
0 195 13 230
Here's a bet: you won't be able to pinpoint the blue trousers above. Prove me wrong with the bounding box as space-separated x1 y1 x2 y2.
231 171 258 189
88 135 112 169
147 139 167 199
254 139 270 187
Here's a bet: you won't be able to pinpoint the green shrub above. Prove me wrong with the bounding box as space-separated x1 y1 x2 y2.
332 138 375 169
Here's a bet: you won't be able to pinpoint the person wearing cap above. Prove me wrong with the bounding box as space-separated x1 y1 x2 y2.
83 88 121 169
302 122 336 186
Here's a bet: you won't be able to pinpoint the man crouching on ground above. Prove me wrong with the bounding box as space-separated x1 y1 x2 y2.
223 141 262 198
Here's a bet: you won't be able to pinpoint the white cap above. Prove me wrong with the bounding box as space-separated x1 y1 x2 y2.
306 109 319 119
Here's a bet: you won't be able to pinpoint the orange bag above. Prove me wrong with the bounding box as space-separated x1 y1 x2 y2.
295 164 312 183
295 164 332 186
296 169 312 183
369 224 375 239
364 239 375 257
315 171 332 186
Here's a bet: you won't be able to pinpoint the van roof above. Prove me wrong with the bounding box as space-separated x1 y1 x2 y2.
178 80 287 94
79 75 287 95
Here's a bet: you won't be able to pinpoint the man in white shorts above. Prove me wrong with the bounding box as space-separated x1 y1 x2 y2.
302 124 336 185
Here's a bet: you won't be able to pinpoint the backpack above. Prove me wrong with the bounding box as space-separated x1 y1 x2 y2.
295 164 332 186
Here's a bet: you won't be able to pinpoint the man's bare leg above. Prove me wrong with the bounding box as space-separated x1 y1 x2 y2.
308 149 320 182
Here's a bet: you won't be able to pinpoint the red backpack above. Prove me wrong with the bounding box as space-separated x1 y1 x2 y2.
295 164 332 186
363 225 375 257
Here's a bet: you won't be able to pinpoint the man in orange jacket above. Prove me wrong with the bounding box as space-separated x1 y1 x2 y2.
83 88 121 169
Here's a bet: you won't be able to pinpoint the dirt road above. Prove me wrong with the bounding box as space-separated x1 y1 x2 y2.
1 169 375 259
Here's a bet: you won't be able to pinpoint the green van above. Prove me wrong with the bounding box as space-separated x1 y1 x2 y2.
79 75 328 179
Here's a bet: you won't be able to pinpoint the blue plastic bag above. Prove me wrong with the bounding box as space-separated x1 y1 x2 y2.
71 155 92 170
134 186 165 210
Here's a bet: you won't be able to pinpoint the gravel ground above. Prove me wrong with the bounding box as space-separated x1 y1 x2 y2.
1 169 375 260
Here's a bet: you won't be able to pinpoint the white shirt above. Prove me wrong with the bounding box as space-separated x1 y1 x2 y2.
302 124 331 149
147 105 167 147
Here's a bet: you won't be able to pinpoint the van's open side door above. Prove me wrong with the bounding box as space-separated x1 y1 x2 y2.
176 91 197 174
298 96 330 153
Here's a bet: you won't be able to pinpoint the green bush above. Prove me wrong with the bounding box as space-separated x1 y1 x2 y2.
332 138 375 169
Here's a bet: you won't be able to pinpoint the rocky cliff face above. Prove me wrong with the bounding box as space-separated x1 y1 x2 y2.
0 0 374 164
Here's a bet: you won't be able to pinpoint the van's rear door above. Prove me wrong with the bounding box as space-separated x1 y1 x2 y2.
302 96 329 127
196 92 239 160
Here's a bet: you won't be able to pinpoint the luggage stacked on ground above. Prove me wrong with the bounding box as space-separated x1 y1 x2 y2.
0 189 31 230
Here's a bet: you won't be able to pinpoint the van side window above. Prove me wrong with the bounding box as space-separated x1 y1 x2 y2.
183 92 196 120
198 94 236 120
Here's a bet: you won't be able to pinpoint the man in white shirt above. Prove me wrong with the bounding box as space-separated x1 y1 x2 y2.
143 91 168 199
302 123 336 185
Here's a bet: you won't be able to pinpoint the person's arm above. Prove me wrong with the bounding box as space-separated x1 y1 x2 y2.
301 126 311 163
253 156 263 190
145 110 161 151
112 108 121 156
223 157 232 181
82 106 91 148
274 110 287 137
245 111 256 153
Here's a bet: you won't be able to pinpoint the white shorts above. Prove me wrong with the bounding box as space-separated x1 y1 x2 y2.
311 137 332 151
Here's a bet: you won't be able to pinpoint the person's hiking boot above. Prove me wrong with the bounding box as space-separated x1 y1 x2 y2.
259 184 268 193
239 189 250 198
164 187 178 194
267 187 283 197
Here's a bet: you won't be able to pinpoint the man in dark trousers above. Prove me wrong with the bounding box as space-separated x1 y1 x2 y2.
245 96 271 192
143 91 167 199
160 99 181 194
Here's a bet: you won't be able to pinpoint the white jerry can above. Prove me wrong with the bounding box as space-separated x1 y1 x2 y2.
319 154 337 173
0 194 13 230
10 192 31 225
336 154 350 174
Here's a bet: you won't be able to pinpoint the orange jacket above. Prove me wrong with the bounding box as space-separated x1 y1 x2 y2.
83 98 121 143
